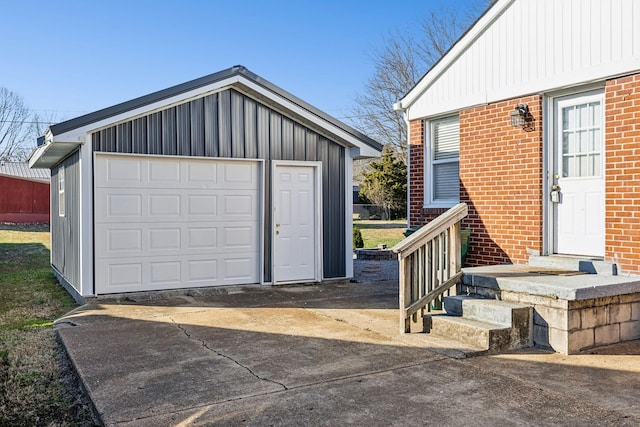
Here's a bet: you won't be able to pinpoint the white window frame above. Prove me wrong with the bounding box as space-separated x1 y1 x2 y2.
58 165 65 217
424 115 460 208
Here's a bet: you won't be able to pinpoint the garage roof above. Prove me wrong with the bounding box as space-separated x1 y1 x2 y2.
30 66 383 168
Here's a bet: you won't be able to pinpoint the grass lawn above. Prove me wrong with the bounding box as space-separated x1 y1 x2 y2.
353 219 408 249
0 224 94 426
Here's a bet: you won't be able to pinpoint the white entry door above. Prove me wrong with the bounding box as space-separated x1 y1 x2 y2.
274 163 320 283
553 92 605 257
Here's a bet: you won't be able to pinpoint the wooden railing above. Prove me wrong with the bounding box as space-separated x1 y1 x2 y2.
392 203 469 333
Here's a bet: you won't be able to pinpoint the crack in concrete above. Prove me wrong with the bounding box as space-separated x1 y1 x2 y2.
112 358 445 425
169 318 288 391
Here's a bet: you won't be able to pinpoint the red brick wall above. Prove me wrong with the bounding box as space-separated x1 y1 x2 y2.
408 119 424 227
605 74 640 274
460 96 543 266
408 96 543 266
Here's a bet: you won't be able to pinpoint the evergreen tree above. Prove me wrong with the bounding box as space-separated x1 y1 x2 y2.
359 146 407 220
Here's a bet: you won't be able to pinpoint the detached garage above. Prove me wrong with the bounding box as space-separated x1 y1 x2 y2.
29 66 381 302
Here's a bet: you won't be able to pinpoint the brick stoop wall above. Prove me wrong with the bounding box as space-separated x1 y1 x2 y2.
459 281 640 354
408 95 544 267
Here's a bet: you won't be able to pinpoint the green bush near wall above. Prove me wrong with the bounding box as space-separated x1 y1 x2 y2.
353 227 365 249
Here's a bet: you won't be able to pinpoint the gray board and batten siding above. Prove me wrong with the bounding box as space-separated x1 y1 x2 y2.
50 150 81 299
91 88 346 281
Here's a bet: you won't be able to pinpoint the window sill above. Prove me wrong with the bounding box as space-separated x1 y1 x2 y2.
423 202 459 209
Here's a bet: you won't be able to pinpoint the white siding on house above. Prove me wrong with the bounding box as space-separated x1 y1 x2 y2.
404 0 640 120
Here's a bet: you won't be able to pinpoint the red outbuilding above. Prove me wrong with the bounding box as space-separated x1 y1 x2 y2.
0 161 50 224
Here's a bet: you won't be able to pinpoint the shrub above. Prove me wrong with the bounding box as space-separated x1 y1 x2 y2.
353 227 365 249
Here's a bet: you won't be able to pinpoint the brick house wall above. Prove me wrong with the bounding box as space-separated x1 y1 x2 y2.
408 95 544 266
605 74 640 274
460 96 544 266
407 120 425 227
410 75 640 272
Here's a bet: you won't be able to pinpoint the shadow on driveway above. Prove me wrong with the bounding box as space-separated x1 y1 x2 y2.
57 281 640 426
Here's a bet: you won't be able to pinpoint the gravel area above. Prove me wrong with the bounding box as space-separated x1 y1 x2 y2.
353 259 399 282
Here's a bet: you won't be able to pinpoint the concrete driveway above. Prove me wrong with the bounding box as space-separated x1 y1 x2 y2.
56 280 640 426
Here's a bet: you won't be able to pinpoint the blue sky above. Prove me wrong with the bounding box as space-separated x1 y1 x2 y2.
1 0 482 125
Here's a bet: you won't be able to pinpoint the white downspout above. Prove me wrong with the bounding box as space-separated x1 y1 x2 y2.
393 101 411 226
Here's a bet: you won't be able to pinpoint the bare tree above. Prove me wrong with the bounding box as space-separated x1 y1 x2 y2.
351 3 492 162
0 87 33 161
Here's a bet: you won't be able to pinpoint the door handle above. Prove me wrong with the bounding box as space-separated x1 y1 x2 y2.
276 223 280 227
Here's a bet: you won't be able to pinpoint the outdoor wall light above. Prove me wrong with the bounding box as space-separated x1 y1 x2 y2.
510 103 534 130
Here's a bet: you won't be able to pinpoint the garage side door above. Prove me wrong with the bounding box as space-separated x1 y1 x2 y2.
94 154 261 294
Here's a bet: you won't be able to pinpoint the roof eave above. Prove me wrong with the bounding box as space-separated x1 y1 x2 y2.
398 0 513 110
29 138 81 169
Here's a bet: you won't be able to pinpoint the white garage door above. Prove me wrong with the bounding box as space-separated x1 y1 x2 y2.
94 154 262 294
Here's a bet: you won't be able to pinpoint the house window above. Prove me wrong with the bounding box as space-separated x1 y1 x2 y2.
58 165 65 217
425 116 460 207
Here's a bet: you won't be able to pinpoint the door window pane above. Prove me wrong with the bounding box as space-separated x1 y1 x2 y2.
561 101 602 178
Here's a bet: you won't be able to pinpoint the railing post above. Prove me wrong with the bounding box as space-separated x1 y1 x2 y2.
399 256 411 333
450 222 461 296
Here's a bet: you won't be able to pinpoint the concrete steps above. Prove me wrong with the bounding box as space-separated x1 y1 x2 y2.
528 255 617 275
423 295 533 354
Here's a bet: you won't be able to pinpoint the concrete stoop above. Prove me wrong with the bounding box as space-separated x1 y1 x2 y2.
528 255 618 275
424 295 533 354
460 259 640 354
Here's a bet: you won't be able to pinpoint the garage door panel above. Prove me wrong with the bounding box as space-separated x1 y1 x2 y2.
186 226 217 250
223 226 255 249
96 189 258 224
187 162 217 184
96 247 260 291
95 193 143 219
224 257 259 281
95 155 259 190
107 228 143 253
94 156 143 188
148 160 181 184
187 194 217 216
98 262 144 290
149 261 181 287
95 154 261 294
187 259 218 283
95 221 260 259
149 194 182 217
223 162 258 186
148 227 182 251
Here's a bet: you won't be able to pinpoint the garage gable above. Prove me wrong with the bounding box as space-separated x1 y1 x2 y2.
30 66 382 169
92 88 333 161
